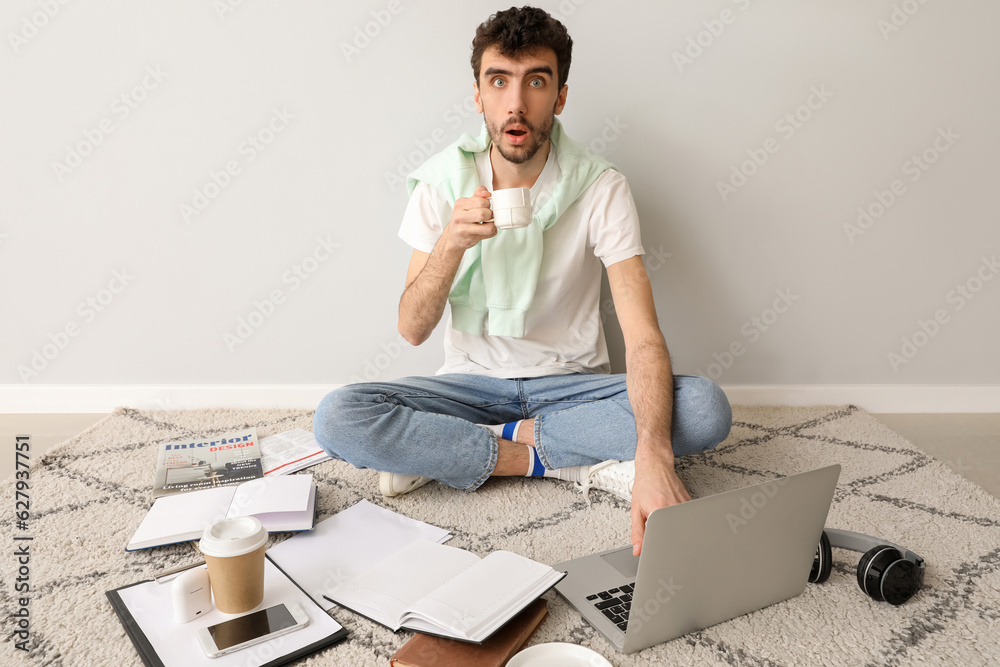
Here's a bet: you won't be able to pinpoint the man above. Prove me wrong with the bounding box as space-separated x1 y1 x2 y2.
314 7 731 556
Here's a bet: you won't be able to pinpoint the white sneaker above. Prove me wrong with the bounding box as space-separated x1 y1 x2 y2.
576 460 635 504
378 471 433 497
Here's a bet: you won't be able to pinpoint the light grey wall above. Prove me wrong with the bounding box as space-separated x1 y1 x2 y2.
2 0 997 388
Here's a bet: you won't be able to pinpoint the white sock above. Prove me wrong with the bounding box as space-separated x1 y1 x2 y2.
479 420 524 442
481 423 503 436
477 421 588 482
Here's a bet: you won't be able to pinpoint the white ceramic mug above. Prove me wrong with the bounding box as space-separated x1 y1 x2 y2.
490 187 533 229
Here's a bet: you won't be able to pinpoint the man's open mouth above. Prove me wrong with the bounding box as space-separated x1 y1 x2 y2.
505 126 529 145
505 124 529 137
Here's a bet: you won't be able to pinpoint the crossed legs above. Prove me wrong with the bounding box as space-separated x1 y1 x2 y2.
313 372 732 491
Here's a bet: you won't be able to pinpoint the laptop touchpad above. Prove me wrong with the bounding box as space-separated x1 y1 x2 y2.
601 547 639 579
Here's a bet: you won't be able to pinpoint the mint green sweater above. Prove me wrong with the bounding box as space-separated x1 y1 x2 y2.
406 118 613 338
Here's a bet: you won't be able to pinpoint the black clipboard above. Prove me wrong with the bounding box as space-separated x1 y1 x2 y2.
106 554 348 667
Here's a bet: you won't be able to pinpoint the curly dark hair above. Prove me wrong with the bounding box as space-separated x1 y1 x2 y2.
470 6 573 90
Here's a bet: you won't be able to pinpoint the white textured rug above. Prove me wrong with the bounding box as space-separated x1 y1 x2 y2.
3 405 1000 666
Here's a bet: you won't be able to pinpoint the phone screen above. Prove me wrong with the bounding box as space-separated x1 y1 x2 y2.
207 604 298 651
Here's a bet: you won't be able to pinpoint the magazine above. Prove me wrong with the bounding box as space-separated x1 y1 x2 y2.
151 427 262 499
261 428 332 475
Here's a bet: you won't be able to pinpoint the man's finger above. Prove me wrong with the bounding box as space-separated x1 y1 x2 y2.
456 204 494 225
460 196 492 211
630 506 645 556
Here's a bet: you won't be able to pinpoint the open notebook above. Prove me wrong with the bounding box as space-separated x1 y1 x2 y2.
326 540 564 644
127 474 316 550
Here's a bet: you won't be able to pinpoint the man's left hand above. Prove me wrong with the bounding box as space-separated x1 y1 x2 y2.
630 450 691 556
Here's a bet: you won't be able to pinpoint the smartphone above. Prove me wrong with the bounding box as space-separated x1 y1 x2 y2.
196 602 309 659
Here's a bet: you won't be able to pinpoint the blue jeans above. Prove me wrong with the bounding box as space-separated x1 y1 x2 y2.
313 373 732 491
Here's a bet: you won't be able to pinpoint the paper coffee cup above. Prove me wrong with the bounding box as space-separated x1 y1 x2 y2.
199 516 268 614
491 187 533 229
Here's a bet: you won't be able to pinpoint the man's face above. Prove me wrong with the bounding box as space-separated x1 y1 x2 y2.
474 46 567 165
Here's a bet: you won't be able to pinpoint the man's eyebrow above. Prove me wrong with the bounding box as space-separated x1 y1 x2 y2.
483 65 554 78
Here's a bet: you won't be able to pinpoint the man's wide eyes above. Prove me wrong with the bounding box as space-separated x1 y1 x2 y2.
490 78 545 88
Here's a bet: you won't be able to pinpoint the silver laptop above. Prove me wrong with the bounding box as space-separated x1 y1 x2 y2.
554 464 840 654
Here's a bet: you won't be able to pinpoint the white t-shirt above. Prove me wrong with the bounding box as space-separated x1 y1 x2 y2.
398 145 645 378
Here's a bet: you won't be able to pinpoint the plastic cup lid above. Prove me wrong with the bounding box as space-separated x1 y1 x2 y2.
199 516 267 558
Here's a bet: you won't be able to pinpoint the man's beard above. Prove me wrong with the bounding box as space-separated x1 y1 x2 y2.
484 110 555 165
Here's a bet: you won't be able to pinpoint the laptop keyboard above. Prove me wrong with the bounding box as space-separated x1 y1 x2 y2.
585 584 633 632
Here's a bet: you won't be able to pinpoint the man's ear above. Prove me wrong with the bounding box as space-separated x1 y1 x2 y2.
554 84 568 115
473 80 483 114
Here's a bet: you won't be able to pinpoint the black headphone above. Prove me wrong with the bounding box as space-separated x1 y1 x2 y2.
809 529 926 606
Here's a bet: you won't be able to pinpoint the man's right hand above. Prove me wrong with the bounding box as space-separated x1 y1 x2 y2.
442 186 497 252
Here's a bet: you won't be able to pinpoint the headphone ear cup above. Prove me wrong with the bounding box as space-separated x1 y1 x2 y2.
856 545 903 602
809 531 833 584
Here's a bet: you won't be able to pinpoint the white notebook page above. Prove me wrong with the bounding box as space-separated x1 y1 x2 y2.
406 550 556 638
331 541 479 628
127 486 235 549
228 474 312 516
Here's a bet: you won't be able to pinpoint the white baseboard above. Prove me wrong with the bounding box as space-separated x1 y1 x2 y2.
720 385 1000 413
1 384 998 414
0 385 335 413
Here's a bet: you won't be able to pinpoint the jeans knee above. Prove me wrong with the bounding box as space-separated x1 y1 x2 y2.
313 386 363 461
701 377 732 448
679 375 732 453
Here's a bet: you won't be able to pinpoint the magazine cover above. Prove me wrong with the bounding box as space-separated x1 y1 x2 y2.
151 427 262 498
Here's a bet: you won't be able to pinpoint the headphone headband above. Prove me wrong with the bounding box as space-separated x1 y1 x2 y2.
825 529 925 569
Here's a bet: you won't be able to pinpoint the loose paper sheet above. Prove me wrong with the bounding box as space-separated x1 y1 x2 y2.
266 500 451 611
